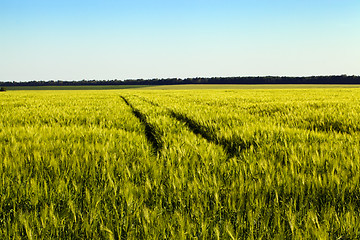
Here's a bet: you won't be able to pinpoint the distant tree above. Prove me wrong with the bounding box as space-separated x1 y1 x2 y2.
0 87 6 92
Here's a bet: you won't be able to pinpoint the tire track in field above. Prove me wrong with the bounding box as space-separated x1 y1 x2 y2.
136 96 255 157
120 96 163 154
169 111 248 157
132 95 159 107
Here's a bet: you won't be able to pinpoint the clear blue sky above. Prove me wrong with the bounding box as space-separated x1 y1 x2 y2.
1 0 360 81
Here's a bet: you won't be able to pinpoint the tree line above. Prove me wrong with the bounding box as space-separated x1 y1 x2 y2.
1 75 360 87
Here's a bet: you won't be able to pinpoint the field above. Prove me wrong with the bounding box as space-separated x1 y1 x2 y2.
3 85 151 91
1 87 360 239
4 84 360 91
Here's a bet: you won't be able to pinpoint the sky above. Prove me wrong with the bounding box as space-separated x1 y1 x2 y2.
1 0 360 81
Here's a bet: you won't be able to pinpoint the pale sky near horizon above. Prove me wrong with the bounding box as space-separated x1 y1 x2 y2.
1 0 360 81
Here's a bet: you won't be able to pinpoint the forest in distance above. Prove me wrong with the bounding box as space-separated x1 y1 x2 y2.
1 75 360 87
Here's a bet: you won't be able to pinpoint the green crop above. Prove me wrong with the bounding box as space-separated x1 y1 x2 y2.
1 88 360 239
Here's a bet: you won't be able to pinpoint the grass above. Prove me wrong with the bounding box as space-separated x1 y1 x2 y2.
144 84 360 90
3 84 360 91
1 88 360 239
2 85 150 91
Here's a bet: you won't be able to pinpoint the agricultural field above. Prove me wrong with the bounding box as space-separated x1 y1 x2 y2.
3 85 150 91
1 87 360 239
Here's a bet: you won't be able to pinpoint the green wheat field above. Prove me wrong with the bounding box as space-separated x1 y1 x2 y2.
1 86 360 239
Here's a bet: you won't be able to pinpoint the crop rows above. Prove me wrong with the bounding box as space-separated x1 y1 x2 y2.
124 88 360 239
1 89 360 239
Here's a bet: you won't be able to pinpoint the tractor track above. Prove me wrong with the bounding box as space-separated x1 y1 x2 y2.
133 95 255 157
121 96 162 154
